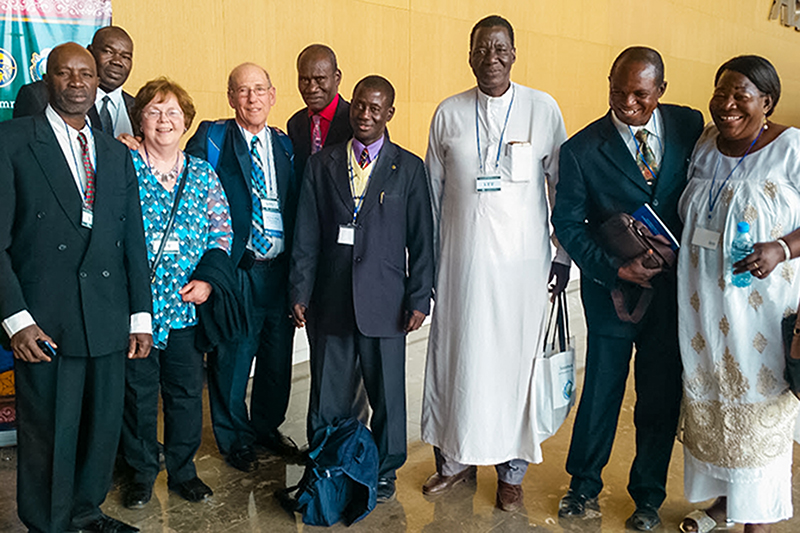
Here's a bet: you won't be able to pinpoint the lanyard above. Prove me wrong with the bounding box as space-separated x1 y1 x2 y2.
347 154 373 224
707 126 764 220
475 84 515 173
628 124 663 180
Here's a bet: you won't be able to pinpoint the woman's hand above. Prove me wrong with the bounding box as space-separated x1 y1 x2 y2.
179 280 212 304
732 241 784 279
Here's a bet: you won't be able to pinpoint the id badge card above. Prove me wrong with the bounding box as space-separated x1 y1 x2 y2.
692 227 720 250
476 175 502 192
152 237 181 254
338 224 355 246
81 206 93 229
261 198 284 234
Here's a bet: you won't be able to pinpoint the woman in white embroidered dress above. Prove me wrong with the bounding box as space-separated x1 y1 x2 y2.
677 56 800 533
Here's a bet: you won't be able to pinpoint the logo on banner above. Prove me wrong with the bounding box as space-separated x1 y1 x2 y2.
30 49 51 82
0 49 17 88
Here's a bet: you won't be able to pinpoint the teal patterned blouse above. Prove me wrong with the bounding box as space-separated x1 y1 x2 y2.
133 150 233 349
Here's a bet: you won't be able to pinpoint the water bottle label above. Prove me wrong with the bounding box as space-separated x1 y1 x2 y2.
692 227 721 250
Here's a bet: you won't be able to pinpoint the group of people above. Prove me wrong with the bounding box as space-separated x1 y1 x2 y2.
1 13 798 533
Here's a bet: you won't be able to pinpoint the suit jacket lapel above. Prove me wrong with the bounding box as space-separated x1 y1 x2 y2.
357 140 397 221
269 127 292 211
652 105 680 193
30 114 85 235
597 111 651 194
327 96 350 145
229 120 253 191
327 145 355 212
87 105 102 132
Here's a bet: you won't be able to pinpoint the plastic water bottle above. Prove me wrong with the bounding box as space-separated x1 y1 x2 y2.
731 221 754 288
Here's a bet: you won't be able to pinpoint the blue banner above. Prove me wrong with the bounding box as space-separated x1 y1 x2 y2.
1 0 111 122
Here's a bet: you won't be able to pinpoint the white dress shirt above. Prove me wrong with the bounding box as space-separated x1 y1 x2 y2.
95 86 134 137
611 106 664 167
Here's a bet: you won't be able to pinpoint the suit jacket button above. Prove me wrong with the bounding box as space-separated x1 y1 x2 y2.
355 257 362 263
37 211 45 219
102 271 110 278
116 240 122 248
120 214 126 221
80 271 87 278
58 244 67 251
652 199 659 207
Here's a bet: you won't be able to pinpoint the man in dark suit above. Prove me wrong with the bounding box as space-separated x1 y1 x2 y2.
287 44 353 180
185 62 300 472
14 26 136 137
552 47 704 531
0 42 152 533
290 75 434 503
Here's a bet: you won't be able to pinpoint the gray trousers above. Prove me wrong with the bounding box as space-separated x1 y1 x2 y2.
434 446 528 485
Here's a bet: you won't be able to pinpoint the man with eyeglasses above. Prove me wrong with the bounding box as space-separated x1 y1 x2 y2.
420 15 569 512
14 26 136 137
185 63 300 472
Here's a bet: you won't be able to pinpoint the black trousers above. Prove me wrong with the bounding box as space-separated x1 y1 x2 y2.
307 329 407 479
565 283 683 509
15 351 125 533
207 256 295 455
121 327 204 486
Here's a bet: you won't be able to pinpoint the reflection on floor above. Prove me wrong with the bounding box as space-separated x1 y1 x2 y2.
1 284 799 532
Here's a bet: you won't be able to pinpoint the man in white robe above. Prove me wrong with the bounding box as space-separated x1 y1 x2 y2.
420 15 569 512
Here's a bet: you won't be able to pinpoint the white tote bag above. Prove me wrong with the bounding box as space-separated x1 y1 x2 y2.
534 292 576 440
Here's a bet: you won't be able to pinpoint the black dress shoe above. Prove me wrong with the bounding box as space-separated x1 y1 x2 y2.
78 514 139 532
122 482 152 508
257 429 300 457
626 506 661 531
558 489 600 518
377 477 396 503
169 476 213 502
226 446 258 472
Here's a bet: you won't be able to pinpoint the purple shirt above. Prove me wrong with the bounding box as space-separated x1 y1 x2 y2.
352 134 385 165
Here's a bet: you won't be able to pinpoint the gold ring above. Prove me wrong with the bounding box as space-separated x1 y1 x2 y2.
753 262 759 270
756 269 762 276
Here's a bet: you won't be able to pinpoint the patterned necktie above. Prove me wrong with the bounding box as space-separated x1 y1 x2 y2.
358 147 370 169
634 129 659 185
310 114 323 155
249 136 271 255
76 132 95 207
99 95 113 134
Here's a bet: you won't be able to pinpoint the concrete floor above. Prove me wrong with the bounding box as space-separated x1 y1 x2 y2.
1 283 800 532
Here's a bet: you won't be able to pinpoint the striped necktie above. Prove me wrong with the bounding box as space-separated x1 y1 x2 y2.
358 147 370 169
311 114 323 154
249 136 271 255
76 131 95 207
635 129 658 185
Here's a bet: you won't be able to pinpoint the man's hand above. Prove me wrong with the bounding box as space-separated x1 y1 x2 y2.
10 324 57 363
117 133 142 151
617 250 663 288
405 310 426 333
292 303 307 328
180 280 212 305
548 262 570 297
127 333 153 359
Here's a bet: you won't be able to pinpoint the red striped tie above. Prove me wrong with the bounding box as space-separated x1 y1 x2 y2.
76 132 95 207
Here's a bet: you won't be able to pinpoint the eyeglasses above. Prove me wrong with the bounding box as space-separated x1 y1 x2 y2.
232 86 272 98
142 108 184 121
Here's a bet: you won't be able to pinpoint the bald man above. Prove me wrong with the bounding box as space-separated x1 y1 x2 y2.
185 63 300 472
14 26 136 137
287 44 353 180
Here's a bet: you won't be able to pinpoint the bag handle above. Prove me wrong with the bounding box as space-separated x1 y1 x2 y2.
150 164 189 283
611 286 653 324
544 292 571 353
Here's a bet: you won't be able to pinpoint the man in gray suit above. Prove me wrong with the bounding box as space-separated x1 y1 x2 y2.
290 75 434 503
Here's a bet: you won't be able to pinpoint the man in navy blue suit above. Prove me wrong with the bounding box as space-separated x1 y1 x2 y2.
290 76 434 503
185 62 300 472
552 47 704 531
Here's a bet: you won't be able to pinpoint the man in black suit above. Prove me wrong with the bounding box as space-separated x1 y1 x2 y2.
0 42 152 533
290 75 434 503
14 26 136 137
185 62 300 472
287 44 353 180
552 47 704 531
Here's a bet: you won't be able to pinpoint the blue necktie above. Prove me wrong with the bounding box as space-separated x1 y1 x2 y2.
249 136 271 255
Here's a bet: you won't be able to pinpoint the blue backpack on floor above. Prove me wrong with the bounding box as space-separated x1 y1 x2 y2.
277 418 378 526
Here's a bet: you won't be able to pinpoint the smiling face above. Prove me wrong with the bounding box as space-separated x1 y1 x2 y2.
349 86 394 146
297 50 341 113
45 43 99 125
228 64 275 134
608 60 666 127
140 92 185 150
469 25 516 97
88 28 133 93
710 69 771 143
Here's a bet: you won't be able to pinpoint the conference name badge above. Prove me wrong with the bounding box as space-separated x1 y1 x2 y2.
338 224 355 246
691 227 720 250
152 237 181 254
81 206 93 229
476 175 501 193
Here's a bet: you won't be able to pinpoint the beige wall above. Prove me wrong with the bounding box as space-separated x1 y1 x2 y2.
113 0 800 156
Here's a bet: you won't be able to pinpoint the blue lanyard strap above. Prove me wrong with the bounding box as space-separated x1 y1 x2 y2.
347 155 372 224
627 124 661 180
707 126 764 220
475 84 515 173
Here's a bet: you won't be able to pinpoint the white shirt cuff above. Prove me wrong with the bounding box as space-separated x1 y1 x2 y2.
130 313 152 335
2 310 36 338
